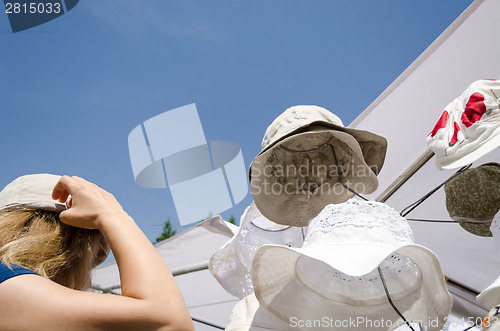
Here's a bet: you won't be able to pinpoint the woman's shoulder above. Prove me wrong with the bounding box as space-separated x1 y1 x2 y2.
0 261 38 284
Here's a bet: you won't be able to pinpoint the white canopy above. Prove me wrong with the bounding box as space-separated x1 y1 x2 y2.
350 0 500 294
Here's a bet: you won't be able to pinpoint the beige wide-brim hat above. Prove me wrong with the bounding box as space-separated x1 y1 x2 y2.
0 174 110 267
444 163 500 237
252 200 452 331
209 202 306 299
249 105 387 226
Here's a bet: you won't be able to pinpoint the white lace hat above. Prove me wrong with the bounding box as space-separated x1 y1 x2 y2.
427 79 500 170
252 200 452 331
209 202 306 299
249 105 387 226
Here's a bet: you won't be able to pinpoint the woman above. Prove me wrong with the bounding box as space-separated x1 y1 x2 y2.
0 174 194 331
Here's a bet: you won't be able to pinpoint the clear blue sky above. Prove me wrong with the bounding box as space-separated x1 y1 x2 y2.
0 0 474 262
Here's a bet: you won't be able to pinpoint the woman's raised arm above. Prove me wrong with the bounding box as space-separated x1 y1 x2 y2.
0 175 194 331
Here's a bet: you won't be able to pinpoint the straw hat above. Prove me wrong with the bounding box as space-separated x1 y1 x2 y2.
252 200 452 331
0 174 110 267
249 105 387 226
209 202 306 299
444 163 500 237
427 79 500 170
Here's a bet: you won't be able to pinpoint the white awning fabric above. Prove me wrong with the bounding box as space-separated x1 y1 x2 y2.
350 0 500 294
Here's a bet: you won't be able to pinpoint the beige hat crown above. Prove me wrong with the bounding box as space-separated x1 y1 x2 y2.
261 105 345 150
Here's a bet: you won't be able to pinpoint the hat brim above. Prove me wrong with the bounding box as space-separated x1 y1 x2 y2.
458 220 493 237
250 130 380 226
226 293 297 331
261 121 388 175
252 242 451 330
0 174 67 212
477 275 500 309
440 133 500 169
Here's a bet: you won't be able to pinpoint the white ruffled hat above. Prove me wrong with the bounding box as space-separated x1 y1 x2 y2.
427 79 500 170
209 202 306 299
252 200 452 331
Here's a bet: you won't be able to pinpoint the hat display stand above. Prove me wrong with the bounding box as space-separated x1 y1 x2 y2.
224 105 455 331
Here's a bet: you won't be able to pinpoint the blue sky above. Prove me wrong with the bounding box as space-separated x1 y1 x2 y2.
0 0 474 260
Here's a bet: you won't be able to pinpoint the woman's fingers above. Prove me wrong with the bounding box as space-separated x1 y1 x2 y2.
52 175 126 231
52 175 73 202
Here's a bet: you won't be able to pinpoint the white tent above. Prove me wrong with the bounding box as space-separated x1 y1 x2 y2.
92 0 499 329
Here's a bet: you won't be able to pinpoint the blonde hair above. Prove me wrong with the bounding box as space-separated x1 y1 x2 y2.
0 208 106 290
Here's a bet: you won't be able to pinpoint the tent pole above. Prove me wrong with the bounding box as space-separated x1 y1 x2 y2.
376 149 435 203
172 262 209 276
90 262 210 293
191 316 225 329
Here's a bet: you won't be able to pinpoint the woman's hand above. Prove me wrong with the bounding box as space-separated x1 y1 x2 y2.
52 176 128 231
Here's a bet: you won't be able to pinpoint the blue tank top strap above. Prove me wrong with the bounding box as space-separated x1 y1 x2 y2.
0 261 37 283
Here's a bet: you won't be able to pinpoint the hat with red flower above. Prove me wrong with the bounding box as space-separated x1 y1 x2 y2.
427 79 500 169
